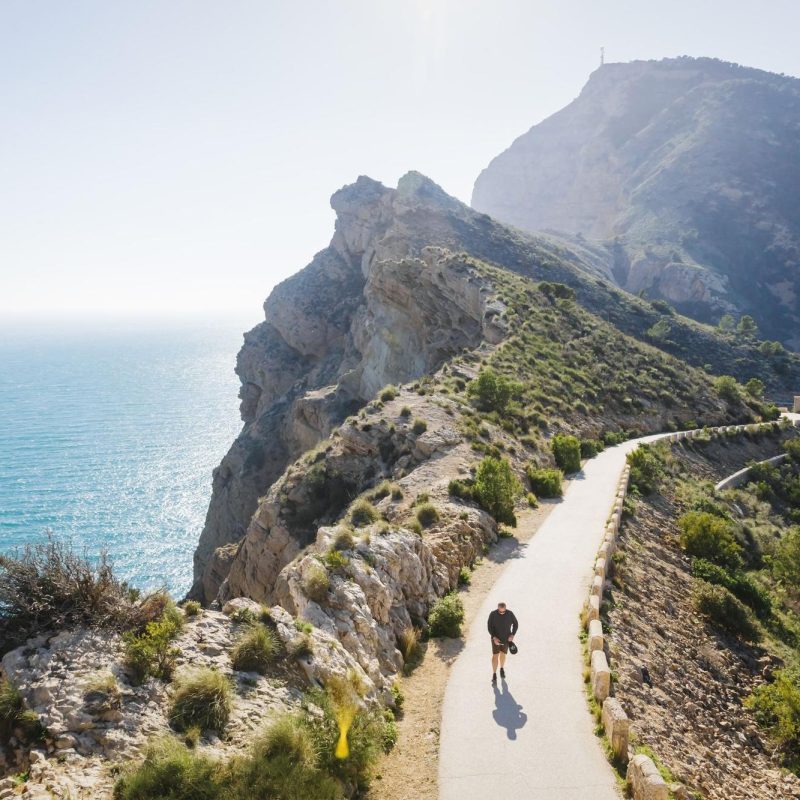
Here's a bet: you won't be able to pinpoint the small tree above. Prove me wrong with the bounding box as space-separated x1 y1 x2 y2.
551 434 581 474
738 315 758 336
773 527 800 592
467 368 521 413
717 314 736 333
678 511 742 570
744 378 765 399
714 375 741 404
473 457 521 526
627 446 664 495
646 319 671 341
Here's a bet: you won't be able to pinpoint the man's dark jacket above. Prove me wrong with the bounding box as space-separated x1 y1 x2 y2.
487 609 518 641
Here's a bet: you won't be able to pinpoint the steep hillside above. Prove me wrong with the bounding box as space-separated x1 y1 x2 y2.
607 427 800 799
472 57 800 348
192 171 800 603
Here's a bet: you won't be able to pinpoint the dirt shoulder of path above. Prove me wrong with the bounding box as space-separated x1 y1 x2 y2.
367 490 567 800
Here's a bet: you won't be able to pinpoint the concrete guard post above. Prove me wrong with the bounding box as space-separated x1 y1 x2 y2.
626 754 668 800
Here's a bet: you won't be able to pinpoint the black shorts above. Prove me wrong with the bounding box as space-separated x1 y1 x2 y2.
491 640 508 654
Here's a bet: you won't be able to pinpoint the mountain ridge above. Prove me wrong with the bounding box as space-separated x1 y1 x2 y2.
472 56 800 348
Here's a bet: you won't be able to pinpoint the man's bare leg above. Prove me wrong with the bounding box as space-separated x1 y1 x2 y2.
498 650 506 670
492 653 499 674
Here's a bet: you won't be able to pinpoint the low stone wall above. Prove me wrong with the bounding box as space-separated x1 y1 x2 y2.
582 418 793 798
714 453 787 491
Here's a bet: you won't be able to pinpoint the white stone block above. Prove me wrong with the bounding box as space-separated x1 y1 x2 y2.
588 618 604 652
587 594 600 623
590 649 610 702
626 754 668 800
602 697 629 763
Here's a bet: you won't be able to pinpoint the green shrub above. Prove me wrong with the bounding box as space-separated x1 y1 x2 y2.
678 512 742 570
302 684 389 792
526 492 539 508
428 594 465 638
333 528 355 551
123 613 182 684
399 406 411 418
579 439 603 459
473 457 521 526
371 480 392 500
448 479 474 501
231 624 280 674
626 446 664 495
229 716 341 800
169 669 232 734
745 378 765 399
0 678 43 744
415 503 440 528
324 550 349 570
772 526 800 591
526 466 563 498
746 669 800 757
458 566 472 586
350 499 379 527
714 375 741 403
551 434 581 473
467 367 520 413
113 737 222 800
692 581 759 641
412 418 428 435
379 385 398 402
601 430 628 447
302 562 331 602
691 559 771 619
786 439 800 463
391 485 404 501
182 600 202 618
390 681 404 709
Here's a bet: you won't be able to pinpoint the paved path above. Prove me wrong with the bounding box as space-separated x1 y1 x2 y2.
438 435 663 800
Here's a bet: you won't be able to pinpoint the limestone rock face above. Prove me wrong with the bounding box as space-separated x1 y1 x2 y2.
193 198 505 602
473 57 800 347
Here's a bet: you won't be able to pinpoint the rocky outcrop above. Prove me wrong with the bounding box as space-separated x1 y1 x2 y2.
472 56 800 347
193 236 506 602
0 601 379 799
218 384 503 688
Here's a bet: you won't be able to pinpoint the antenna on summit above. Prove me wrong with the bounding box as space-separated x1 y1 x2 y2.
600 46 605 67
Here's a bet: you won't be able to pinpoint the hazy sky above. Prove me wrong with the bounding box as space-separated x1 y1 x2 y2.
2 1 799 320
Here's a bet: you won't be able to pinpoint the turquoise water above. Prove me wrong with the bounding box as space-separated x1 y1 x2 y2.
0 318 247 597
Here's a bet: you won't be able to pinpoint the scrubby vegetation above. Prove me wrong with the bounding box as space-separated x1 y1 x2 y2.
472 456 521 525
115 678 393 800
428 593 465 638
526 466 563 498
123 599 184 684
350 499 379 528
0 537 145 656
467 367 521 413
0 677 43 745
168 668 232 735
627 445 667 495
303 561 331 602
614 427 800 773
415 502 440 528
551 434 581 474
231 623 280 674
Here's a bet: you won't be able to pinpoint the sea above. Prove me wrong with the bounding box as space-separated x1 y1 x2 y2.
0 316 250 597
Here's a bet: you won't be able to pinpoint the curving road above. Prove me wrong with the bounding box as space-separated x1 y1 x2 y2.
438 434 664 800
439 416 800 798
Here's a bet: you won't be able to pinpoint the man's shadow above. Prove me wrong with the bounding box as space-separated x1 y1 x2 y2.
492 679 527 740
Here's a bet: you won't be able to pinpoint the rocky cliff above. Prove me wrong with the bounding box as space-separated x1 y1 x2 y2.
472 57 800 348
194 169 800 604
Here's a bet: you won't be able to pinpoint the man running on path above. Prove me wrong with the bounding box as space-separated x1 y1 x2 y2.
487 602 518 684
